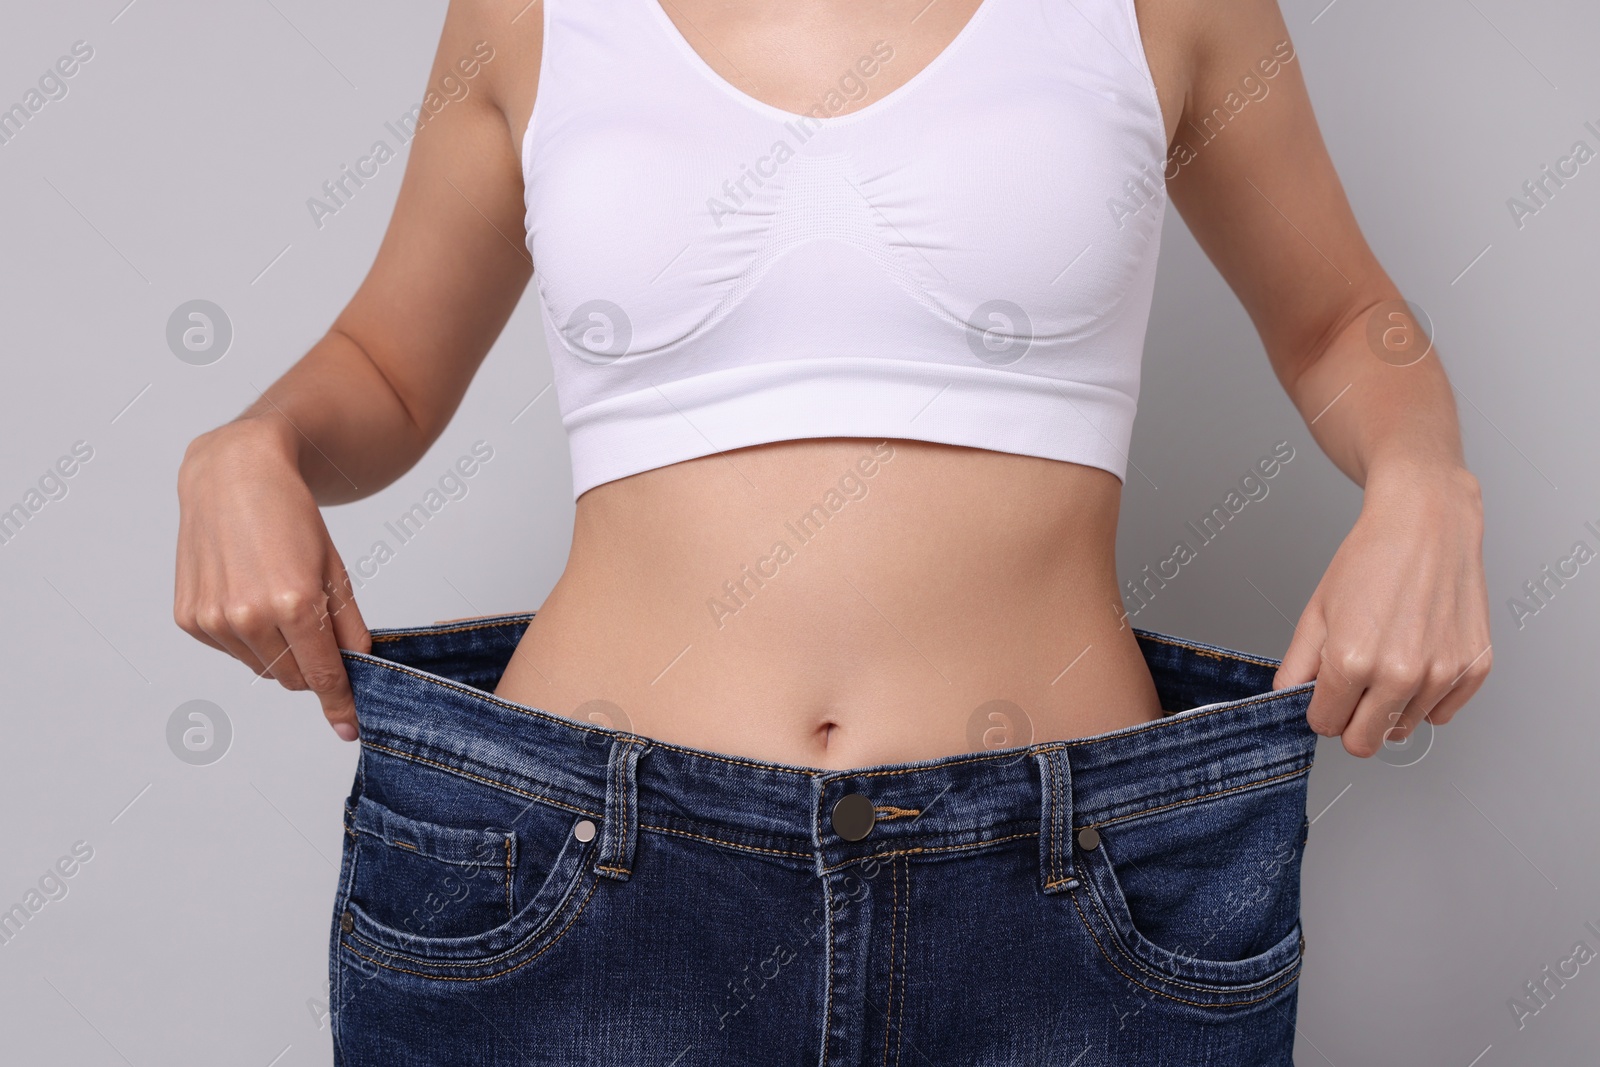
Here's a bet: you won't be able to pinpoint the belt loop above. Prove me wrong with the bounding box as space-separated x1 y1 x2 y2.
595 738 646 881
1034 746 1078 894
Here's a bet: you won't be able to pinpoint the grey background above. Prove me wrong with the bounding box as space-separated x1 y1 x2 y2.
1 0 1595 1063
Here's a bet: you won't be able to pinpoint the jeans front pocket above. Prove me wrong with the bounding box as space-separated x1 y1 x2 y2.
346 794 516 941
335 745 604 982
1069 770 1311 1007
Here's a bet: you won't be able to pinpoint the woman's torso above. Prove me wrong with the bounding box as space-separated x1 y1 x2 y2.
484 0 1188 768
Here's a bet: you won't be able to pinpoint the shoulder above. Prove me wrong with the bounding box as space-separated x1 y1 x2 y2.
427 0 545 134
1131 0 1299 140
1129 0 1203 144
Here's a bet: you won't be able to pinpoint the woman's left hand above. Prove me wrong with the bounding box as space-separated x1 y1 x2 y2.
1273 461 1493 758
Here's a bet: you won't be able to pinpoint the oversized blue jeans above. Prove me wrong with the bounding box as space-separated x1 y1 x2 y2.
330 613 1318 1065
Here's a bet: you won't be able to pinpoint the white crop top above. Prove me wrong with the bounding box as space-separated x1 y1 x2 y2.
520 0 1168 499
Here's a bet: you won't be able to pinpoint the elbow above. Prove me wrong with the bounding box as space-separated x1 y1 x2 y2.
1284 286 1404 396
327 325 439 450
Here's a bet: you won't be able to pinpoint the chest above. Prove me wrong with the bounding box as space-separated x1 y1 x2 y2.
496 0 1183 155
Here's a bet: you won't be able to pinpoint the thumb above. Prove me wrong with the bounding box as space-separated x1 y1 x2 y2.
1275 596 1326 689
314 548 372 740
322 547 372 655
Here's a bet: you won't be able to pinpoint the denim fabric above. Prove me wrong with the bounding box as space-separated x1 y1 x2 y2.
331 613 1319 1066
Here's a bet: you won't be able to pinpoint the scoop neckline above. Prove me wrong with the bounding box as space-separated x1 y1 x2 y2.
642 0 1004 128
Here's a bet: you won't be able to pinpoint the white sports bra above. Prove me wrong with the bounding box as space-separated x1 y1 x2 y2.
521 0 1168 499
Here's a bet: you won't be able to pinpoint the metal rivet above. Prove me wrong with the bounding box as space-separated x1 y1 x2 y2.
340 910 354 934
1076 827 1100 851
1298 934 1306 957
574 819 596 843
831 793 876 842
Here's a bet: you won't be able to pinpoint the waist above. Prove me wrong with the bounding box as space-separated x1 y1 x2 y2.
511 439 1150 764
341 618 1317 861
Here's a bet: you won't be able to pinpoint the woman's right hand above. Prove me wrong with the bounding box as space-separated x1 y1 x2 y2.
174 418 372 741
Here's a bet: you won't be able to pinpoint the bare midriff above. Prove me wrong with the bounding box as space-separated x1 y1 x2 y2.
492 439 1163 769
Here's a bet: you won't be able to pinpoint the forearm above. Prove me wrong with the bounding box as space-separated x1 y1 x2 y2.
192 329 433 506
1285 299 1470 490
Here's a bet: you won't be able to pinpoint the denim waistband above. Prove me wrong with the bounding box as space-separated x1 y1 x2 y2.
341 614 1317 888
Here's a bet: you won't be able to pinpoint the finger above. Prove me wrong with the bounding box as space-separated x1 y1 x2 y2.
1274 601 1327 689
1302 636 1368 740
216 595 312 690
1343 690 1415 759
193 605 273 677
1385 668 1460 746
1384 694 1439 748
1425 645 1494 726
177 603 232 656
278 592 362 741
177 560 259 663
1340 646 1430 757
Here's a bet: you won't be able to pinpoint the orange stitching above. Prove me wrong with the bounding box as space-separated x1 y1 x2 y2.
368 615 535 642
602 738 642 877
346 653 820 776
619 742 629 872
1079 872 1298 995
818 830 1038 874
1051 750 1064 885
821 877 833 1066
1058 688 1311 749
391 840 417 851
894 855 907 1067
844 750 1046 781
349 644 1306 782
872 806 921 820
883 853 897 1067
341 874 602 981
1062 895 1299 1011
358 741 813 863
1082 767 1311 830
1134 631 1281 668
363 735 1306 873
637 822 811 859
360 740 601 820
595 865 632 875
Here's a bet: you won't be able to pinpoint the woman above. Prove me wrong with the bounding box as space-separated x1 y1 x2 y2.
175 0 1490 1061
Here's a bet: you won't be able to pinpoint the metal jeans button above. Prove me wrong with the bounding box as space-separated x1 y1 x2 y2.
832 793 876 841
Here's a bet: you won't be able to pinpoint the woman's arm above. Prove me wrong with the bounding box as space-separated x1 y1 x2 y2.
174 0 539 737
212 0 536 502
1151 0 1492 756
